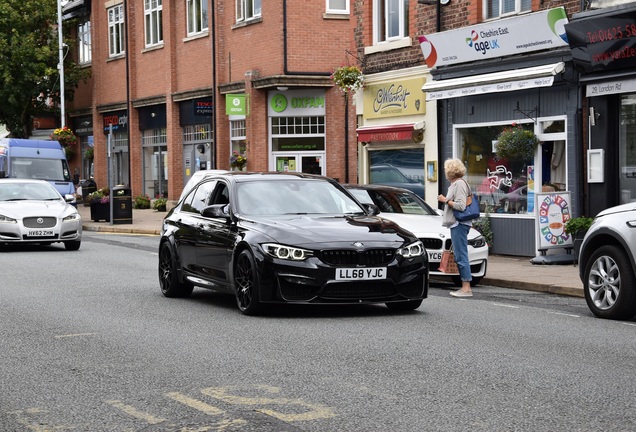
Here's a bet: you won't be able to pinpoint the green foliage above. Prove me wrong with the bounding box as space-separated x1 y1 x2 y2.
495 125 539 161
331 65 364 93
86 187 109 204
134 194 151 209
152 198 167 210
472 206 493 248
0 1 90 137
564 216 594 235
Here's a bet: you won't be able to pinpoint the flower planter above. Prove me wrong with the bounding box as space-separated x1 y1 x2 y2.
90 202 110 222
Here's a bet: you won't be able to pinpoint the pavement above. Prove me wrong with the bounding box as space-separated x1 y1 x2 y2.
77 203 584 298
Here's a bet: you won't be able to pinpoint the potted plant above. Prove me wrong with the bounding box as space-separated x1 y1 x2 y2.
86 187 110 222
495 124 539 160
153 197 168 212
331 65 364 93
134 194 151 209
565 216 594 260
84 147 94 160
230 150 247 171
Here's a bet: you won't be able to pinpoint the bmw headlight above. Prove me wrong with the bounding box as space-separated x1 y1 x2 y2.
263 243 313 261
468 235 487 248
397 240 424 258
0 214 17 224
63 212 81 222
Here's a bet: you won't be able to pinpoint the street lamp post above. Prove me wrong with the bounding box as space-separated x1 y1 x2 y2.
57 0 66 128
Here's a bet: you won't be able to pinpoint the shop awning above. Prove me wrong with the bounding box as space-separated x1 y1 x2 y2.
422 62 565 101
356 124 415 142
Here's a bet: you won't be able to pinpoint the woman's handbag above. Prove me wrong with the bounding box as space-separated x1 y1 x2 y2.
453 192 480 222
439 245 459 274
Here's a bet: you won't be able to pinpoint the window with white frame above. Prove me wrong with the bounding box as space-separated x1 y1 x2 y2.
236 0 261 23
77 18 91 64
374 0 409 44
230 118 247 156
327 0 349 14
485 0 531 20
187 0 208 35
144 0 163 47
108 5 125 57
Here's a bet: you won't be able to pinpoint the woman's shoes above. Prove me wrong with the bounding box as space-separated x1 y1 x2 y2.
450 290 473 298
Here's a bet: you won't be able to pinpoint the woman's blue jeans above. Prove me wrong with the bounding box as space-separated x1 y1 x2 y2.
450 223 472 282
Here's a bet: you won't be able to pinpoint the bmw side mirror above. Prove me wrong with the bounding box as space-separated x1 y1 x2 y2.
202 204 230 219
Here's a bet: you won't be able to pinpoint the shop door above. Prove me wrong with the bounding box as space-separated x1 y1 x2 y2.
274 154 324 175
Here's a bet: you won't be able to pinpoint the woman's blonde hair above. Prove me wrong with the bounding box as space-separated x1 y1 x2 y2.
444 158 466 180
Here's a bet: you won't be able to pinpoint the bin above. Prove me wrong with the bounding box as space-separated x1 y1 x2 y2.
112 185 132 225
81 178 97 206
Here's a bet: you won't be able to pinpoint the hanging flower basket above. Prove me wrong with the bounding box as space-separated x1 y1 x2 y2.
230 150 247 171
51 126 78 148
331 65 364 93
495 124 539 160
84 147 94 160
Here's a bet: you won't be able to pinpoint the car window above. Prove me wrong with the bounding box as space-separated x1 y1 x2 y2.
0 182 61 201
208 182 230 206
182 180 216 214
236 179 364 216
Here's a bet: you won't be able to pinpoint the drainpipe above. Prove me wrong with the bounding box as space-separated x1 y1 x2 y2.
211 0 217 168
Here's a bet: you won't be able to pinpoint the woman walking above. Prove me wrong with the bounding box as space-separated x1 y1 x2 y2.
438 158 473 297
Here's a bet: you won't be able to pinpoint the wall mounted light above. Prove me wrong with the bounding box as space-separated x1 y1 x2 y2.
277 86 289 91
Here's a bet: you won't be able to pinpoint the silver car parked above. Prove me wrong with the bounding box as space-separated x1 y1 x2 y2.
0 179 82 250
579 203 636 319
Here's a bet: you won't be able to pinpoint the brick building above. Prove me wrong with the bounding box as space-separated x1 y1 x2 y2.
64 0 356 202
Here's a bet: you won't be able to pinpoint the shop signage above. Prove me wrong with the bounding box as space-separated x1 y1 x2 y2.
566 9 636 73
194 99 213 116
268 89 326 117
426 76 555 101
586 76 636 96
102 111 128 134
418 7 569 68
535 191 573 250
363 77 426 119
356 124 415 142
226 94 246 115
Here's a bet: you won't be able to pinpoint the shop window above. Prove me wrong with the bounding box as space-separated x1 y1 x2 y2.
327 0 348 14
78 18 91 65
369 148 425 198
236 0 261 23
230 118 246 156
108 5 125 57
144 0 163 47
458 120 565 215
620 95 636 203
373 0 409 44
484 0 531 20
187 0 208 35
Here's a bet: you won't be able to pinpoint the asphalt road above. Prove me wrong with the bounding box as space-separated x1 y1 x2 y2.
1 233 634 431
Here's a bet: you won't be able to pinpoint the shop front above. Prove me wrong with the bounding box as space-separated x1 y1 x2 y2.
356 66 432 201
101 109 129 187
178 97 214 184
268 89 326 175
566 3 636 216
420 8 579 256
138 105 168 199
72 114 94 181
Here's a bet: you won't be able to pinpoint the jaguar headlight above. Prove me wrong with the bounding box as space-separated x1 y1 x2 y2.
263 243 313 261
398 240 424 258
0 214 17 224
63 212 81 222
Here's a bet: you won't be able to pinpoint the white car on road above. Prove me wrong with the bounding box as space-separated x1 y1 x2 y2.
346 183 488 286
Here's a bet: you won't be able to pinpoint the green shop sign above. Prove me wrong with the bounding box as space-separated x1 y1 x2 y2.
226 94 246 115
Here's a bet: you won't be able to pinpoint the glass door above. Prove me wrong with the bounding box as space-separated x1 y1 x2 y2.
274 153 323 174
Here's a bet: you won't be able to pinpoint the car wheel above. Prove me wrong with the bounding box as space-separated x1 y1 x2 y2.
234 249 262 315
158 242 193 298
451 276 481 287
386 299 423 311
64 240 81 251
584 244 636 320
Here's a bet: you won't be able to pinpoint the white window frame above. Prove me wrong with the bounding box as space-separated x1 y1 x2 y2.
326 0 349 14
108 5 125 57
236 0 262 23
484 0 531 20
187 0 208 35
373 0 408 45
230 117 247 155
77 18 91 65
144 0 163 47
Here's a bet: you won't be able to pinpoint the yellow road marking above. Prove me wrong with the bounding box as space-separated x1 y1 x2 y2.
54 333 99 338
165 392 226 415
106 400 166 424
